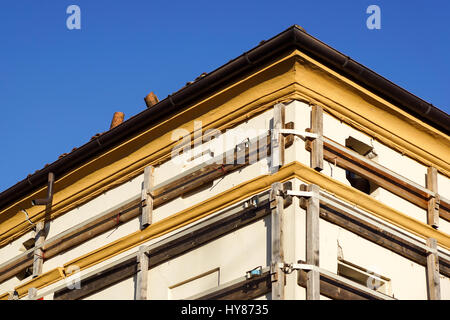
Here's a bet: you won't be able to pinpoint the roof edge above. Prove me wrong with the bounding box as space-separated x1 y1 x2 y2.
0 25 448 210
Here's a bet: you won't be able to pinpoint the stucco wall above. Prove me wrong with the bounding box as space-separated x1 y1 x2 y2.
147 215 270 300
319 217 428 300
85 277 135 300
0 99 448 300
321 111 449 249
0 229 35 292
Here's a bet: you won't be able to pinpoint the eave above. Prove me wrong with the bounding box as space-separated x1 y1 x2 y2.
0 25 448 212
0 26 449 247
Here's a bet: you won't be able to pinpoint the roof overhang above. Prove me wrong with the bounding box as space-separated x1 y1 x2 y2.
0 25 448 229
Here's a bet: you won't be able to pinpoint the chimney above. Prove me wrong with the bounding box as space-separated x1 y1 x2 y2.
144 92 159 108
110 112 124 129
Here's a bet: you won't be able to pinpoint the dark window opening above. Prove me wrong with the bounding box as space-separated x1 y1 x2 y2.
21 238 35 252
16 266 33 281
345 137 378 195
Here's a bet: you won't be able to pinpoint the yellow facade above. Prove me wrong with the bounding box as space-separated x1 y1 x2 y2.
0 30 449 300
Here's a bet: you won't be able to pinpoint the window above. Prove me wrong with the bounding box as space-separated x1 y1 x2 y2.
337 260 392 296
16 266 33 281
20 238 35 252
345 137 378 195
345 137 375 158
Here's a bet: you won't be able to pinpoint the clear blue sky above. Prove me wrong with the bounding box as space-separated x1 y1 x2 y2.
0 0 449 193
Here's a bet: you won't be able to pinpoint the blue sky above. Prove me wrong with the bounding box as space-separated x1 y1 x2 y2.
0 0 449 193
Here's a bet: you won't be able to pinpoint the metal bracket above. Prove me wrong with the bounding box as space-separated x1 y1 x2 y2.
275 262 319 274
276 262 294 274
244 195 259 209
246 266 263 279
279 129 319 139
286 190 315 198
271 261 315 280
290 263 319 272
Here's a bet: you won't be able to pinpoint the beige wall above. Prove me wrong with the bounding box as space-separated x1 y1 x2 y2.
0 229 35 293
85 277 135 300
319 218 428 299
147 214 270 300
1 100 449 300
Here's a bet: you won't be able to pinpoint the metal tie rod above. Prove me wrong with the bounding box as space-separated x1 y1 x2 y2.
286 190 315 198
278 129 319 139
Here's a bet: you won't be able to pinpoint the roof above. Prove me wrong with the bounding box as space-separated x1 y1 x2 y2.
0 25 448 209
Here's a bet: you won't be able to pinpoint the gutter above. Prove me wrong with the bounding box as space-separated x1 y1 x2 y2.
0 25 448 210
290 27 449 134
